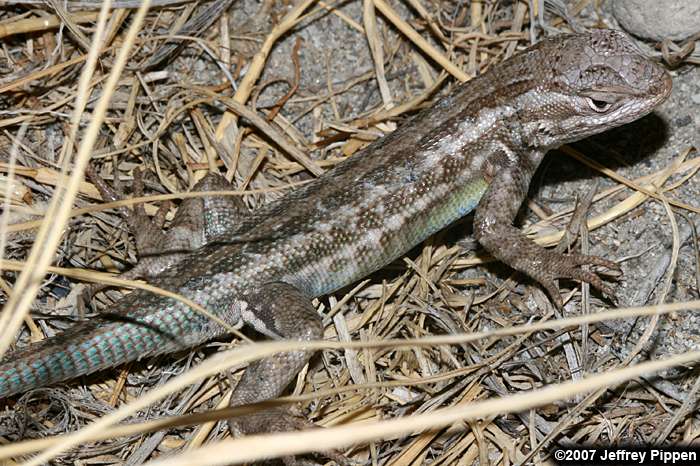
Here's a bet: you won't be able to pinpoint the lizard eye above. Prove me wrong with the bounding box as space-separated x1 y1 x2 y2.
586 97 613 113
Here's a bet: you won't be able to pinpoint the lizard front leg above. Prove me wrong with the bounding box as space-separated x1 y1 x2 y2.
473 161 619 308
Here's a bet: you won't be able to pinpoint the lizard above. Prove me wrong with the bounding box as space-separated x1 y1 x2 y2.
0 29 672 444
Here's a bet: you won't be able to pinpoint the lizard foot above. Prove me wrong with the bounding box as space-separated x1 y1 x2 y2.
81 165 173 309
229 407 357 466
529 250 621 309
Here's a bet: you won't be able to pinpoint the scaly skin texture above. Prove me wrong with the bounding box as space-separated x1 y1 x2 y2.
0 30 671 439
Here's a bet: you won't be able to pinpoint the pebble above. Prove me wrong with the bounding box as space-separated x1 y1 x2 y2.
612 0 700 41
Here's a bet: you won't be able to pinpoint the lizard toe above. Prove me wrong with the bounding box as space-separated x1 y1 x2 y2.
552 256 619 304
567 252 621 274
567 268 618 302
528 272 565 309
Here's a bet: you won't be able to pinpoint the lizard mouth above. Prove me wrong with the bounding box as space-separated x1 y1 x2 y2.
639 56 673 106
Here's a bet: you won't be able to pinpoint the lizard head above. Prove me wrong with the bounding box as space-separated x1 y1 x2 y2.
517 29 672 149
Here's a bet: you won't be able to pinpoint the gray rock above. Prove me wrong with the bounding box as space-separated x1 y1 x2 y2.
613 0 700 41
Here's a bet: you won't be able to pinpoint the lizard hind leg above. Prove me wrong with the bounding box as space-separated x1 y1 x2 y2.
229 282 351 464
169 172 245 242
228 282 322 436
82 165 173 309
86 169 245 285
86 165 172 278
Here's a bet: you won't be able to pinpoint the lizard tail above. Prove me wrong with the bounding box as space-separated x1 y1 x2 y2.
0 319 166 399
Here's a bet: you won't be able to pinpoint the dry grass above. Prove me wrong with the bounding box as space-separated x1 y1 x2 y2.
0 0 698 464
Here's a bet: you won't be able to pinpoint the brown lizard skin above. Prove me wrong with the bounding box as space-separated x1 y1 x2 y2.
0 29 672 456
